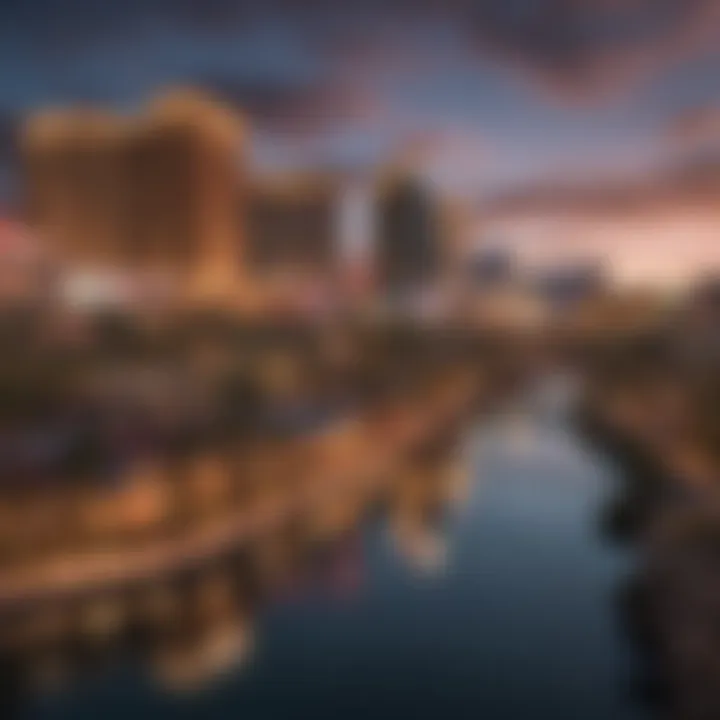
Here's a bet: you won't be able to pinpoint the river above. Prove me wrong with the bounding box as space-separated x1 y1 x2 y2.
17 380 650 720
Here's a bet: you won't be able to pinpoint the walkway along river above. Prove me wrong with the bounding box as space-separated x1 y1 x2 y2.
12 377 652 720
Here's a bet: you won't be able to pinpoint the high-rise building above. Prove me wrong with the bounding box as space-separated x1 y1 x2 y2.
376 173 441 299
21 90 246 306
22 110 126 267
247 173 337 275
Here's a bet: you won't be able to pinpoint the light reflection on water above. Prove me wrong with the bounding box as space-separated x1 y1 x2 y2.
14 390 650 720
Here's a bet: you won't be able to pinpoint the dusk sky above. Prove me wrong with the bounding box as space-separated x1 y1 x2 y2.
1 0 720 199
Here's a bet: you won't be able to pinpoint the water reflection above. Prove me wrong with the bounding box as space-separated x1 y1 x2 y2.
0 376 664 720
387 449 471 575
0 432 468 712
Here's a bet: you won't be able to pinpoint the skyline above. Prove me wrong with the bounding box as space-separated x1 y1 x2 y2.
1 1 719 286
0 0 719 198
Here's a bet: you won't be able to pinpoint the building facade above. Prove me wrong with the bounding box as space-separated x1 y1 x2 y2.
376 174 441 299
22 91 246 306
246 174 337 275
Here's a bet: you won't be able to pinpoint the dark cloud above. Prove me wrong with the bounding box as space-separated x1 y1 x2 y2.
1 0 719 198
194 74 379 135
468 0 720 99
3 0 720 103
0 1 130 57
0 0 256 63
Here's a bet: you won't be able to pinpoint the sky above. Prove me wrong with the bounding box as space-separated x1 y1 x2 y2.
1 0 720 201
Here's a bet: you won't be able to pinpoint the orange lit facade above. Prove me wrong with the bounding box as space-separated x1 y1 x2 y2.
21 91 246 306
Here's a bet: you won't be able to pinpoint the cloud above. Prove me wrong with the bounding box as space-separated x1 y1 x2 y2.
2 0 720 195
669 106 720 145
5 1 720 107
468 0 720 101
194 74 381 135
482 152 720 219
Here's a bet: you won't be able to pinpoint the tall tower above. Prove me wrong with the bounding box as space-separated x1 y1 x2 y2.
376 172 441 299
144 91 246 303
22 109 123 268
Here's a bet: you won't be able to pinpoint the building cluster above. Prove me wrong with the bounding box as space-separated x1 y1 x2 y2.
455 245 612 332
19 87 628 326
15 89 450 315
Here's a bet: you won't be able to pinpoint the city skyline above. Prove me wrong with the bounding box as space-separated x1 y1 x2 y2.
1 1 719 286
0 1 718 196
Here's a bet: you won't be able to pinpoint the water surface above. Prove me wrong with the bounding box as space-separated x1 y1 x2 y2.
22 389 648 720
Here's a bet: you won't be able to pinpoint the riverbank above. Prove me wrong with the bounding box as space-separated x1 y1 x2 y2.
577 371 720 720
0 367 479 607
5 378 650 720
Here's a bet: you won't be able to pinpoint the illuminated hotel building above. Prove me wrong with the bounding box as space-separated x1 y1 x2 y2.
21 91 246 306
22 110 125 267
